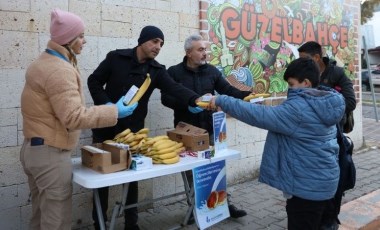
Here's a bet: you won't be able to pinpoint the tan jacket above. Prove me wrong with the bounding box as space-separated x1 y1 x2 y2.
21 40 118 150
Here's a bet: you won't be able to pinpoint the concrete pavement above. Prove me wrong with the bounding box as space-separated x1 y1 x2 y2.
134 118 380 230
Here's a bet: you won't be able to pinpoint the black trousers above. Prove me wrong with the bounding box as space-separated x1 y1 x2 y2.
92 181 139 230
320 189 344 226
286 196 331 230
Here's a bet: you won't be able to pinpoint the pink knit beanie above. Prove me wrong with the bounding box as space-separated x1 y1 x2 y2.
50 9 85 45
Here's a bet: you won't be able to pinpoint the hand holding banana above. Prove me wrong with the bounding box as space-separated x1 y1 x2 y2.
243 93 271 102
195 93 217 110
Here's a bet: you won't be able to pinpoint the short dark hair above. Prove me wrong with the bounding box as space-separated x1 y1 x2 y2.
283 57 320 88
298 41 323 57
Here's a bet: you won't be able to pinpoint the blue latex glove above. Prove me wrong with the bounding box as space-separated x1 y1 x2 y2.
188 106 204 114
116 96 138 118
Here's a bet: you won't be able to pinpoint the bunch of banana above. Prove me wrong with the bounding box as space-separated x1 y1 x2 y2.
102 128 150 154
243 93 271 102
138 136 185 164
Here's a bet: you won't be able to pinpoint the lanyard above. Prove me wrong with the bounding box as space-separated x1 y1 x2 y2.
45 49 69 63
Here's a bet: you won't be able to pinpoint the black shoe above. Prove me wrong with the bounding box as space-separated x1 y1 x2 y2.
320 221 339 230
228 204 247 218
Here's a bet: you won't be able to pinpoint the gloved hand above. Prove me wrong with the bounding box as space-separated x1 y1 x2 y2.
188 106 204 114
116 96 138 118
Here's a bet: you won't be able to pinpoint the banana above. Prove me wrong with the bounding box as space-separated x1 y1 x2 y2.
124 133 136 143
175 147 186 154
115 137 124 143
196 101 210 108
114 128 131 140
243 93 271 102
152 144 179 155
103 140 116 144
134 133 148 141
153 139 176 149
145 135 169 145
153 155 180 164
128 73 151 105
136 128 149 134
151 151 177 160
128 140 140 147
153 141 178 152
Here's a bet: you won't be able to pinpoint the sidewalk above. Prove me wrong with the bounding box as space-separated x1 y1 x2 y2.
133 118 380 230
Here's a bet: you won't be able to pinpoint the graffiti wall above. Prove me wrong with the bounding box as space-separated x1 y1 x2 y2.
200 0 358 94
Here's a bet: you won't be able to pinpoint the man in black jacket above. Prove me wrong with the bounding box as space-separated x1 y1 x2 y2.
298 41 356 130
298 41 356 230
161 34 250 220
87 26 201 230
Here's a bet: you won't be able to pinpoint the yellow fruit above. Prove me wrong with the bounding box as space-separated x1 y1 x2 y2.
114 128 131 140
145 135 169 145
128 140 140 147
153 142 178 152
115 137 124 143
153 139 176 149
175 147 186 154
103 140 116 144
128 73 151 105
134 133 148 140
196 101 210 108
136 128 149 134
124 133 136 143
154 145 179 155
152 151 177 160
152 138 170 147
243 93 271 102
153 155 180 164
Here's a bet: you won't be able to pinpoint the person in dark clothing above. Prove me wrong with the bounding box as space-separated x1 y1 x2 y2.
161 34 250 221
298 41 357 230
87 26 201 230
298 41 356 130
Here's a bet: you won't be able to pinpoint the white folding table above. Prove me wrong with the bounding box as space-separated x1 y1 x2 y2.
72 149 240 230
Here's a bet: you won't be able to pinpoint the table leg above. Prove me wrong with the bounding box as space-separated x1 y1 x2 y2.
181 172 192 205
181 172 195 226
109 183 130 230
94 189 106 230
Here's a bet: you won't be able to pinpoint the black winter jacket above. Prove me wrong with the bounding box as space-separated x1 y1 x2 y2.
161 57 251 134
88 48 199 141
321 57 356 128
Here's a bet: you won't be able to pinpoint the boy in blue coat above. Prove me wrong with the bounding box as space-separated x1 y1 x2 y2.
209 58 345 229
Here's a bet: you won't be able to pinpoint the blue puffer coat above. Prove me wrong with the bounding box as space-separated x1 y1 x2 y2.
215 87 345 201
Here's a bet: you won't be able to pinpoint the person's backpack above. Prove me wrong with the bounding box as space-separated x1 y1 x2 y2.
336 125 356 192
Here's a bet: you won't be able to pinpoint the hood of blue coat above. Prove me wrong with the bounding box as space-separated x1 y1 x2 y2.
287 86 345 126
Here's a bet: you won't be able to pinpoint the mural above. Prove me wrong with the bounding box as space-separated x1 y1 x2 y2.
203 0 356 94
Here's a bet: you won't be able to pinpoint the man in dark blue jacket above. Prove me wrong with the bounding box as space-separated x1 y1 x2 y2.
161 34 250 220
88 26 201 230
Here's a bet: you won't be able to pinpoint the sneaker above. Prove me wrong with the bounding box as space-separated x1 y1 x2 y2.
228 204 247 218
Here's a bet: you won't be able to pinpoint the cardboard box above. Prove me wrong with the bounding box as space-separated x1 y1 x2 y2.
167 121 209 151
81 143 131 174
